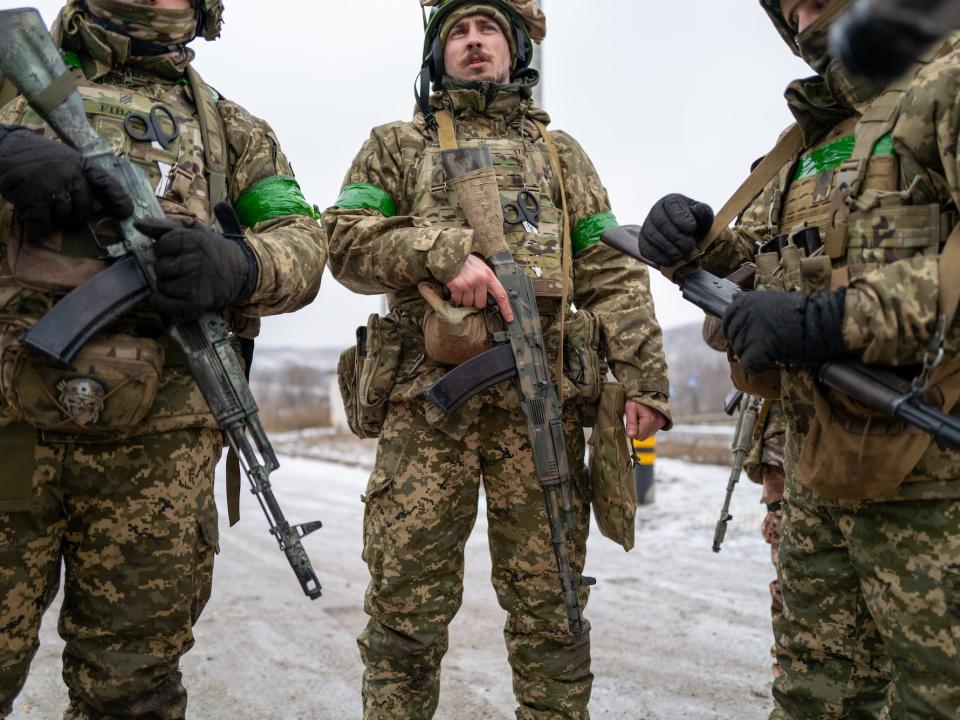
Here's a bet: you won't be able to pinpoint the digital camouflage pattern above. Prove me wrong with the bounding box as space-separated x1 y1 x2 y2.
687 4 960 716
359 399 592 720
772 496 959 719
325 77 668 716
0 429 221 719
745 400 787 679
0 3 325 716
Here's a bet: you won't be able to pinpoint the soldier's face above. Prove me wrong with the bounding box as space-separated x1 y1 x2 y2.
444 15 513 84
114 0 193 8
791 0 838 32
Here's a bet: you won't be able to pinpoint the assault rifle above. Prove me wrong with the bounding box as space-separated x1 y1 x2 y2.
601 224 960 453
0 9 323 599
425 146 594 638
712 391 761 553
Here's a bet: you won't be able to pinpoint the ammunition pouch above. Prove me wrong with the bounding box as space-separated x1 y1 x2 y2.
337 313 403 439
418 281 494 366
795 359 960 500
587 381 636 551
726 252 783 400
0 323 164 436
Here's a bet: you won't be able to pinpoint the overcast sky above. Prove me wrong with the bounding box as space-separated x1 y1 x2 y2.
14 0 812 350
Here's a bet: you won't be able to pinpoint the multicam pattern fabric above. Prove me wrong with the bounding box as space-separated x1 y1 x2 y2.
324 85 669 415
0 429 221 718
85 0 198 46
359 399 592 719
0 4 325 716
692 7 960 716
325 79 668 717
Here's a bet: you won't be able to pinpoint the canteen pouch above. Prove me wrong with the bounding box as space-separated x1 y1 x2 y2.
0 329 164 435
796 359 960 500
587 381 636 551
0 421 38 512
337 314 402 439
561 308 604 427
418 281 493 366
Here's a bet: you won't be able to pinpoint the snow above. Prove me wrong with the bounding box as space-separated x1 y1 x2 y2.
11 449 775 719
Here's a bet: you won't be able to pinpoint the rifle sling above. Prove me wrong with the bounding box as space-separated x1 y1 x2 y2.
662 123 805 281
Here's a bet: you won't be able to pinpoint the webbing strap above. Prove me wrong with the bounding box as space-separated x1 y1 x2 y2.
32 70 77 116
663 123 805 281
534 119 572 401
436 109 458 150
186 66 230 224
187 65 239 522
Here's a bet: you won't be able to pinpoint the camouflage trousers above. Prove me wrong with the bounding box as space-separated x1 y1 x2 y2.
359 399 593 720
770 495 960 719
0 427 221 720
761 467 785 680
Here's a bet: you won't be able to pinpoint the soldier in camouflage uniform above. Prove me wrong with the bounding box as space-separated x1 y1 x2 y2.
0 1 326 717
323 1 670 717
639 0 959 716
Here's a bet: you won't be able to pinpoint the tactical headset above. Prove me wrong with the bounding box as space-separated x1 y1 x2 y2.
417 0 534 128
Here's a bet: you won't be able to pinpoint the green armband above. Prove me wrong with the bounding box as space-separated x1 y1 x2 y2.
572 211 618 255
334 183 397 218
234 176 317 227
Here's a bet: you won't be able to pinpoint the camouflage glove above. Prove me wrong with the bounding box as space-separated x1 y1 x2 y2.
722 289 846 374
638 193 714 267
0 126 133 239
135 203 258 320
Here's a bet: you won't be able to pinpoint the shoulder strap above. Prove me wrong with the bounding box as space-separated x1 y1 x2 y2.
533 119 572 399
185 65 230 222
665 123 805 280
435 108 458 150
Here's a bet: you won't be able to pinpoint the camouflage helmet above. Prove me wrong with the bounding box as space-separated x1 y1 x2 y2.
196 0 223 41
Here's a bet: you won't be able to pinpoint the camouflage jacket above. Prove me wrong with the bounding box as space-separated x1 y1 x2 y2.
323 83 670 433
0 7 326 436
700 44 960 502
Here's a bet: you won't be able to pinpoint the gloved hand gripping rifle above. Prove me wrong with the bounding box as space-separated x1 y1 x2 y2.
601 224 960 453
425 146 594 638
0 9 322 599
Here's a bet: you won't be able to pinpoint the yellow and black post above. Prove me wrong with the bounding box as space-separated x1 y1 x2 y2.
632 436 656 505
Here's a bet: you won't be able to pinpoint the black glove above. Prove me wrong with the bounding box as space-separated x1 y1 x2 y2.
135 203 258 320
638 193 715 267
0 127 133 239
722 289 847 375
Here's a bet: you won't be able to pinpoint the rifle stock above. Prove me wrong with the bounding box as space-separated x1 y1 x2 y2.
0 8 323 598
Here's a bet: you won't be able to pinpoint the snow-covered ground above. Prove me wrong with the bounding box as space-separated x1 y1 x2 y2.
11 448 775 719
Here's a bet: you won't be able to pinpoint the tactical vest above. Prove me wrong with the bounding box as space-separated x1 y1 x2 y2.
410 114 569 298
758 82 960 500
0 61 231 439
